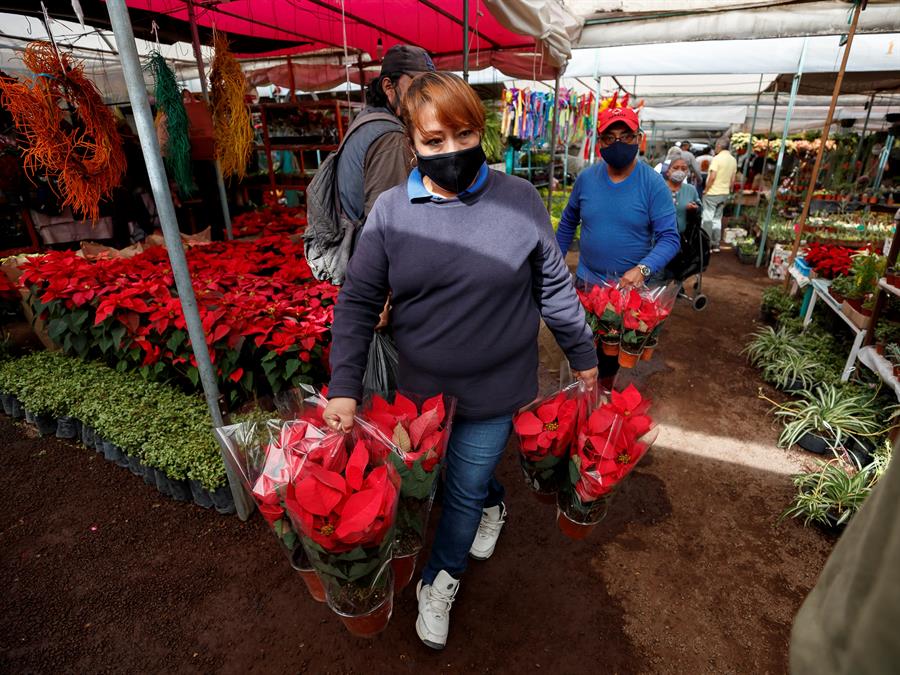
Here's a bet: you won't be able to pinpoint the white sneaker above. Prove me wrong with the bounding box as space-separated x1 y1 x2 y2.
416 570 460 650
469 503 507 560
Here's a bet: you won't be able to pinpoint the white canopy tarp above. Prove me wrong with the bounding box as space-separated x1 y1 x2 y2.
573 0 900 47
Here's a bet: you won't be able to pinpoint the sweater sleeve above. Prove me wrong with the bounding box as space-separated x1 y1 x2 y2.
327 201 391 401
640 172 682 273
555 173 583 256
530 190 598 372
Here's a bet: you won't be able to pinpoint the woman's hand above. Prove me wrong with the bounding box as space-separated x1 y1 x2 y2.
687 201 699 210
574 367 599 391
619 266 645 289
323 397 357 433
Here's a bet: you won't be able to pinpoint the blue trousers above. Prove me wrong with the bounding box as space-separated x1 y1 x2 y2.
421 414 513 585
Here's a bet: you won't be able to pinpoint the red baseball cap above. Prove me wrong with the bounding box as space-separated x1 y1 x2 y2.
597 106 640 133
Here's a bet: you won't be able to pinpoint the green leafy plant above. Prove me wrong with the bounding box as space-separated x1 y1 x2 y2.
875 321 900 346
761 351 821 391
886 343 900 366
781 459 875 528
761 286 799 322
481 105 503 164
0 351 226 489
828 274 856 298
743 326 802 367
772 384 885 452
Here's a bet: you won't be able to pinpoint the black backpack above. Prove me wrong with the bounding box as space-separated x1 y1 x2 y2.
304 112 399 285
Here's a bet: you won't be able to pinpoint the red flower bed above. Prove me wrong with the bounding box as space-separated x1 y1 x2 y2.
231 205 307 238
18 235 337 402
802 243 855 279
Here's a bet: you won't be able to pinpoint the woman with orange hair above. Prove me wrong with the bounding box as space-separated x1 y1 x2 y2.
323 72 598 649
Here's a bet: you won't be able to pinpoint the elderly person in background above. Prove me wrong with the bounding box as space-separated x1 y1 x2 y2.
654 146 685 174
664 155 701 234
702 137 737 253
680 140 704 189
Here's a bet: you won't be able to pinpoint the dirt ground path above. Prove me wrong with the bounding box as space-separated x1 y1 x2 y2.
0 251 834 674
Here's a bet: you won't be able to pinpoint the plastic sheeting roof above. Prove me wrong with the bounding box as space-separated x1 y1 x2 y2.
572 0 900 47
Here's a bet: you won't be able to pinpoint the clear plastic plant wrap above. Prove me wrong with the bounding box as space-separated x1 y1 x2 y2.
619 283 679 366
283 425 401 637
359 391 456 590
577 279 626 355
557 384 657 539
512 382 590 503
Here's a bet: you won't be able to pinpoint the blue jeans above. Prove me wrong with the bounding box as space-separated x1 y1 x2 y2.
421 414 513 585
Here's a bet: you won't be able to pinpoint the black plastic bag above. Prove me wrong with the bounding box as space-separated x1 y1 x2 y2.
362 331 399 398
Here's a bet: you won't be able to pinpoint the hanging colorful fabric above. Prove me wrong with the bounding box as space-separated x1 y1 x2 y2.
210 30 252 180
0 41 125 221
147 51 193 196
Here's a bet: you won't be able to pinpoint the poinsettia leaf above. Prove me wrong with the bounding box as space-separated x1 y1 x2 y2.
345 439 368 491
409 409 439 447
393 393 419 420
393 422 412 454
334 489 381 540
513 411 543 436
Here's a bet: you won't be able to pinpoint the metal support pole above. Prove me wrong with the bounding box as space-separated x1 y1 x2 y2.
357 55 366 114
784 1 863 283
546 72 561 212
735 73 764 218
873 133 895 190
757 38 809 267
587 76 600 165
106 0 252 521
851 93 875 182
462 0 470 82
759 84 780 187
186 0 233 241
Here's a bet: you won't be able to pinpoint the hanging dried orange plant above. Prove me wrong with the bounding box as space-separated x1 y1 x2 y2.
0 42 126 221
210 31 252 180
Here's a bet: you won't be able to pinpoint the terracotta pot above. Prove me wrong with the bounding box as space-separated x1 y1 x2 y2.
876 343 885 356
298 568 327 603
556 510 597 540
617 348 641 369
391 553 418 593
641 346 655 361
600 340 619 356
334 592 394 638
534 490 558 504
894 365 900 379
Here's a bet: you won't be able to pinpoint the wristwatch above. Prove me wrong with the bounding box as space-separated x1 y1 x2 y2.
638 264 651 278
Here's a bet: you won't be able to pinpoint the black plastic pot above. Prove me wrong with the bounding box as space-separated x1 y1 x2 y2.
141 463 156 486
81 424 95 449
843 435 875 469
781 378 808 394
797 431 831 455
102 439 124 464
210 485 236 515
34 414 58 436
0 392 12 415
55 415 78 439
154 469 173 497
168 478 192 502
24 409 35 424
190 480 214 509
10 397 24 419
125 454 143 477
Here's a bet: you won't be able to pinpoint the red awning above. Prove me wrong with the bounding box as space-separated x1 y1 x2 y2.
122 0 536 59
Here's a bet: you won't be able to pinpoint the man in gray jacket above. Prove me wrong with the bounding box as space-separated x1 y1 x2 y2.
336 45 435 224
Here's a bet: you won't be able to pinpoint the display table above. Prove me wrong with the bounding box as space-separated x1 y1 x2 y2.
857 346 900 401
802 277 867 381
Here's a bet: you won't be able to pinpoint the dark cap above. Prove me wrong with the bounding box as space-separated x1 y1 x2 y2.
380 45 435 77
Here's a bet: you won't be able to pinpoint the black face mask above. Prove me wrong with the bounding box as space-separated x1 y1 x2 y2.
416 144 486 194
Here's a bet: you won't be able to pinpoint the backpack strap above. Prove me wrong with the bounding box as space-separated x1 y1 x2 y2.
330 111 403 218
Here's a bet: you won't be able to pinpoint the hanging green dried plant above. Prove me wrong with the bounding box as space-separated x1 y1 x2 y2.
147 51 194 196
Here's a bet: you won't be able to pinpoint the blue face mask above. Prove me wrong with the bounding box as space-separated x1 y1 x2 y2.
600 140 639 169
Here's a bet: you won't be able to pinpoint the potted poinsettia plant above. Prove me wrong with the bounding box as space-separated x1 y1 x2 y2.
512 385 582 503
578 282 626 355
557 384 655 540
285 431 401 638
215 416 328 602
360 392 455 591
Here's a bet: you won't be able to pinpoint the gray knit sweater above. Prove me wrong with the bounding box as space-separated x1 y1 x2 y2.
328 169 597 419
